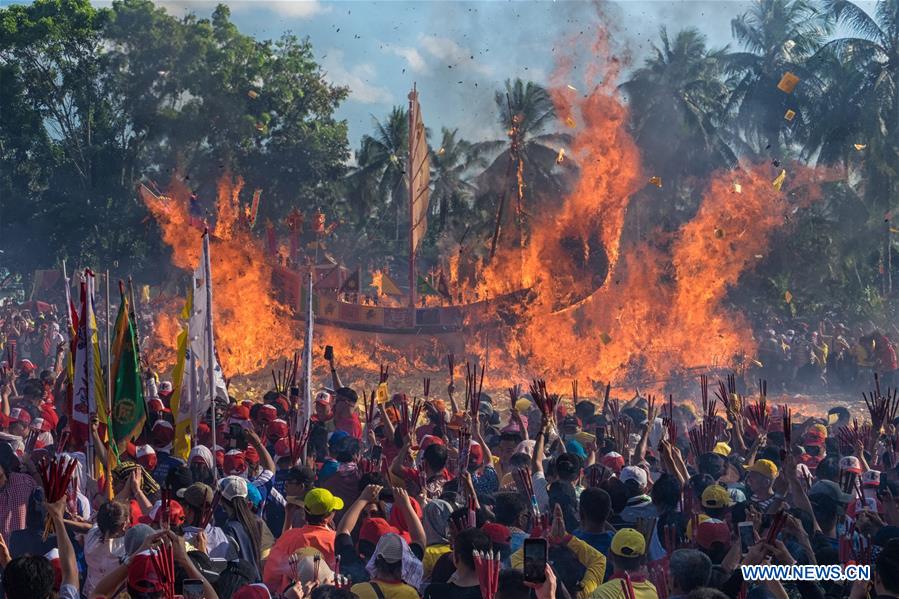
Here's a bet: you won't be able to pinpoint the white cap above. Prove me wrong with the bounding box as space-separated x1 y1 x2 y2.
375 533 406 563
218 475 248 500
620 465 648 489
136 444 156 458
159 381 173 392
862 470 881 487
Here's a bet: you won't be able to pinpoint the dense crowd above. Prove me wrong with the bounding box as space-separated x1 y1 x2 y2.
2 300 899 599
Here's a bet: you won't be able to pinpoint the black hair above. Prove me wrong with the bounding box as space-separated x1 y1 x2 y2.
165 464 194 494
306 511 329 525
650 473 682 510
213 559 257 599
249 403 263 420
374 555 403 579
496 569 529 599
579 487 611 526
688 473 715 500
333 437 361 463
508 452 531 470
611 553 644 572
815 455 840 481
287 465 317 485
423 443 448 471
2 556 54 599
97 500 130 537
453 528 491 570
574 400 596 423
670 549 712 593
698 453 725 480
685 589 730 599
494 492 529 527
310 586 358 599
600 477 629 514
358 471 386 491
335 387 358 404
555 453 581 482
757 446 783 465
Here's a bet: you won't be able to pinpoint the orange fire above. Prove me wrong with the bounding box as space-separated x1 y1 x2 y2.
142 173 299 375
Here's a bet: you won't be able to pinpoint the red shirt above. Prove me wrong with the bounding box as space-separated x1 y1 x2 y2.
0 472 36 541
334 413 362 439
264 524 336 592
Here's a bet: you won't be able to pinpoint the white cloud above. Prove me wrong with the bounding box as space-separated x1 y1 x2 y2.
388 46 429 75
322 50 393 105
418 34 493 76
235 0 329 18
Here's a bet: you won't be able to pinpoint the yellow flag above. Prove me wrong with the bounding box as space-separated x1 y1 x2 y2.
376 382 389 404
169 291 193 461
772 169 786 191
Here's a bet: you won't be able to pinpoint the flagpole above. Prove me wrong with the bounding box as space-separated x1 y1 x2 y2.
302 271 313 461
203 232 218 479
408 83 417 309
105 271 112 422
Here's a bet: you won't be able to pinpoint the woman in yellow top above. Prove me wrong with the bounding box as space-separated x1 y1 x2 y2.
421 499 453 580
351 533 424 599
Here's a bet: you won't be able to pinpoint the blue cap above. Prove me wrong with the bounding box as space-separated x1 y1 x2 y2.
565 439 587 459
246 481 263 508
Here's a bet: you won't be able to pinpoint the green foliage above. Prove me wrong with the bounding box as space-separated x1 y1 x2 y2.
0 0 348 282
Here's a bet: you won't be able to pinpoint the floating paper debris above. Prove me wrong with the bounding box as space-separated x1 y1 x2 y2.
567 84 578 91
255 122 265 131
777 72 800 93
772 169 786 191
733 182 742 194
649 176 662 188
599 332 612 345
854 143 867 150
754 254 764 259
714 228 725 239
784 109 796 121
247 90 259 99
891 227 899 234
389 154 399 165
784 290 793 304
556 148 565 164
565 116 576 128
437 147 445 155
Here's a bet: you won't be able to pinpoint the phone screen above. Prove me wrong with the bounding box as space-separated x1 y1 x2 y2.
738 522 754 554
324 345 334 361
183 578 204 599
523 538 548 584
228 424 242 450
370 445 383 463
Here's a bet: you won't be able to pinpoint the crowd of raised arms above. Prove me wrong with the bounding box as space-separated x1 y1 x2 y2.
3 302 899 599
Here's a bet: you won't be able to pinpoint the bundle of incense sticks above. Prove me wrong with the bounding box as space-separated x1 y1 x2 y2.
364 389 377 426
271 352 299 394
150 543 175 599
288 553 300 583
662 524 678 554
765 510 788 544
601 381 611 415
514 467 541 519
855 536 873 565
688 418 721 458
379 364 390 384
24 429 39 453
37 455 77 540
530 379 556 419
5 341 15 369
663 394 676 442
447 353 456 396
689 513 700 547
423 377 430 398
647 558 669 599
837 419 872 451
472 550 500 599
160 489 171 531
781 405 792 460
864 386 899 432
509 384 521 412
465 362 486 415
199 490 221 529
681 485 696 516
700 375 717 419
571 379 578 411
313 554 321 583
467 494 477 528
744 395 770 432
457 426 471 476
619 572 637 599
291 420 311 463
56 430 70 455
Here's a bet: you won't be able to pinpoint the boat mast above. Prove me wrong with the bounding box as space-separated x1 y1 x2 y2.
407 84 417 308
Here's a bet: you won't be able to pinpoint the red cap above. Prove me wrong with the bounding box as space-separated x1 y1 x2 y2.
419 435 445 452
388 495 423 534
152 499 185 526
148 398 171 414
9 408 31 426
231 405 250 420
244 446 260 465
359 517 402 547
223 450 246 474
214 447 225 468
151 420 174 447
802 430 826 447
241 399 254 409
197 422 212 447
233 583 272 599
273 438 291 459
481 522 511 546
468 442 484 467
600 452 625 474
259 404 277 423
128 552 165 593
267 419 288 440
272 395 290 414
695 521 731 550
18 359 36 373
40 404 59 430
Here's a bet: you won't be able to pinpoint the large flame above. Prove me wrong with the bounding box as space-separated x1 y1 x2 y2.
142 173 298 375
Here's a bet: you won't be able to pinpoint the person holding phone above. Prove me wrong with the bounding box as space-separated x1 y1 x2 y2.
422 528 490 599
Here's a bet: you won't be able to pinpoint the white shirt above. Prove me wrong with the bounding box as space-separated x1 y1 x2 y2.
83 526 126 597
184 523 234 560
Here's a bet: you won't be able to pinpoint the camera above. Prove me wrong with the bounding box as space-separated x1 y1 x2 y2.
226 423 248 450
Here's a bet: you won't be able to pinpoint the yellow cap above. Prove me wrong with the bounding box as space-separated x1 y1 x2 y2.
712 442 731 456
611 528 646 557
303 488 344 516
515 398 532 413
574 431 596 447
746 459 778 480
811 423 828 438
701 484 734 508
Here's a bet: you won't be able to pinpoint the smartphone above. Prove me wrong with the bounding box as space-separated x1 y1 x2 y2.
523 538 548 584
324 345 334 361
290 386 300 399
370 445 383 463
183 578 204 599
738 522 754 554
228 423 242 450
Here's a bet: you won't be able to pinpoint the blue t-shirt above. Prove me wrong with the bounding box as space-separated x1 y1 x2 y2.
574 529 614 580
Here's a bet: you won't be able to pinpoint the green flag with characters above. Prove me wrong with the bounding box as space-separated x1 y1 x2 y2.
110 283 146 454
417 275 439 297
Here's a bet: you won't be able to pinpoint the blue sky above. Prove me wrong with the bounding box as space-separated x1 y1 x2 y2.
143 0 759 146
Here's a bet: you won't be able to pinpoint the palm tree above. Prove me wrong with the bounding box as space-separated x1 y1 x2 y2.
620 27 735 224
476 78 574 256
429 127 483 232
350 107 410 242
725 0 832 155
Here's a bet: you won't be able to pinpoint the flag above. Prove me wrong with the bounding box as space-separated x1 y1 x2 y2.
110 284 146 454
300 272 314 459
189 233 228 432
169 290 194 461
380 272 404 296
408 86 430 250
772 169 786 191
437 271 452 300
339 269 360 294
417 275 439 296
71 273 106 449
